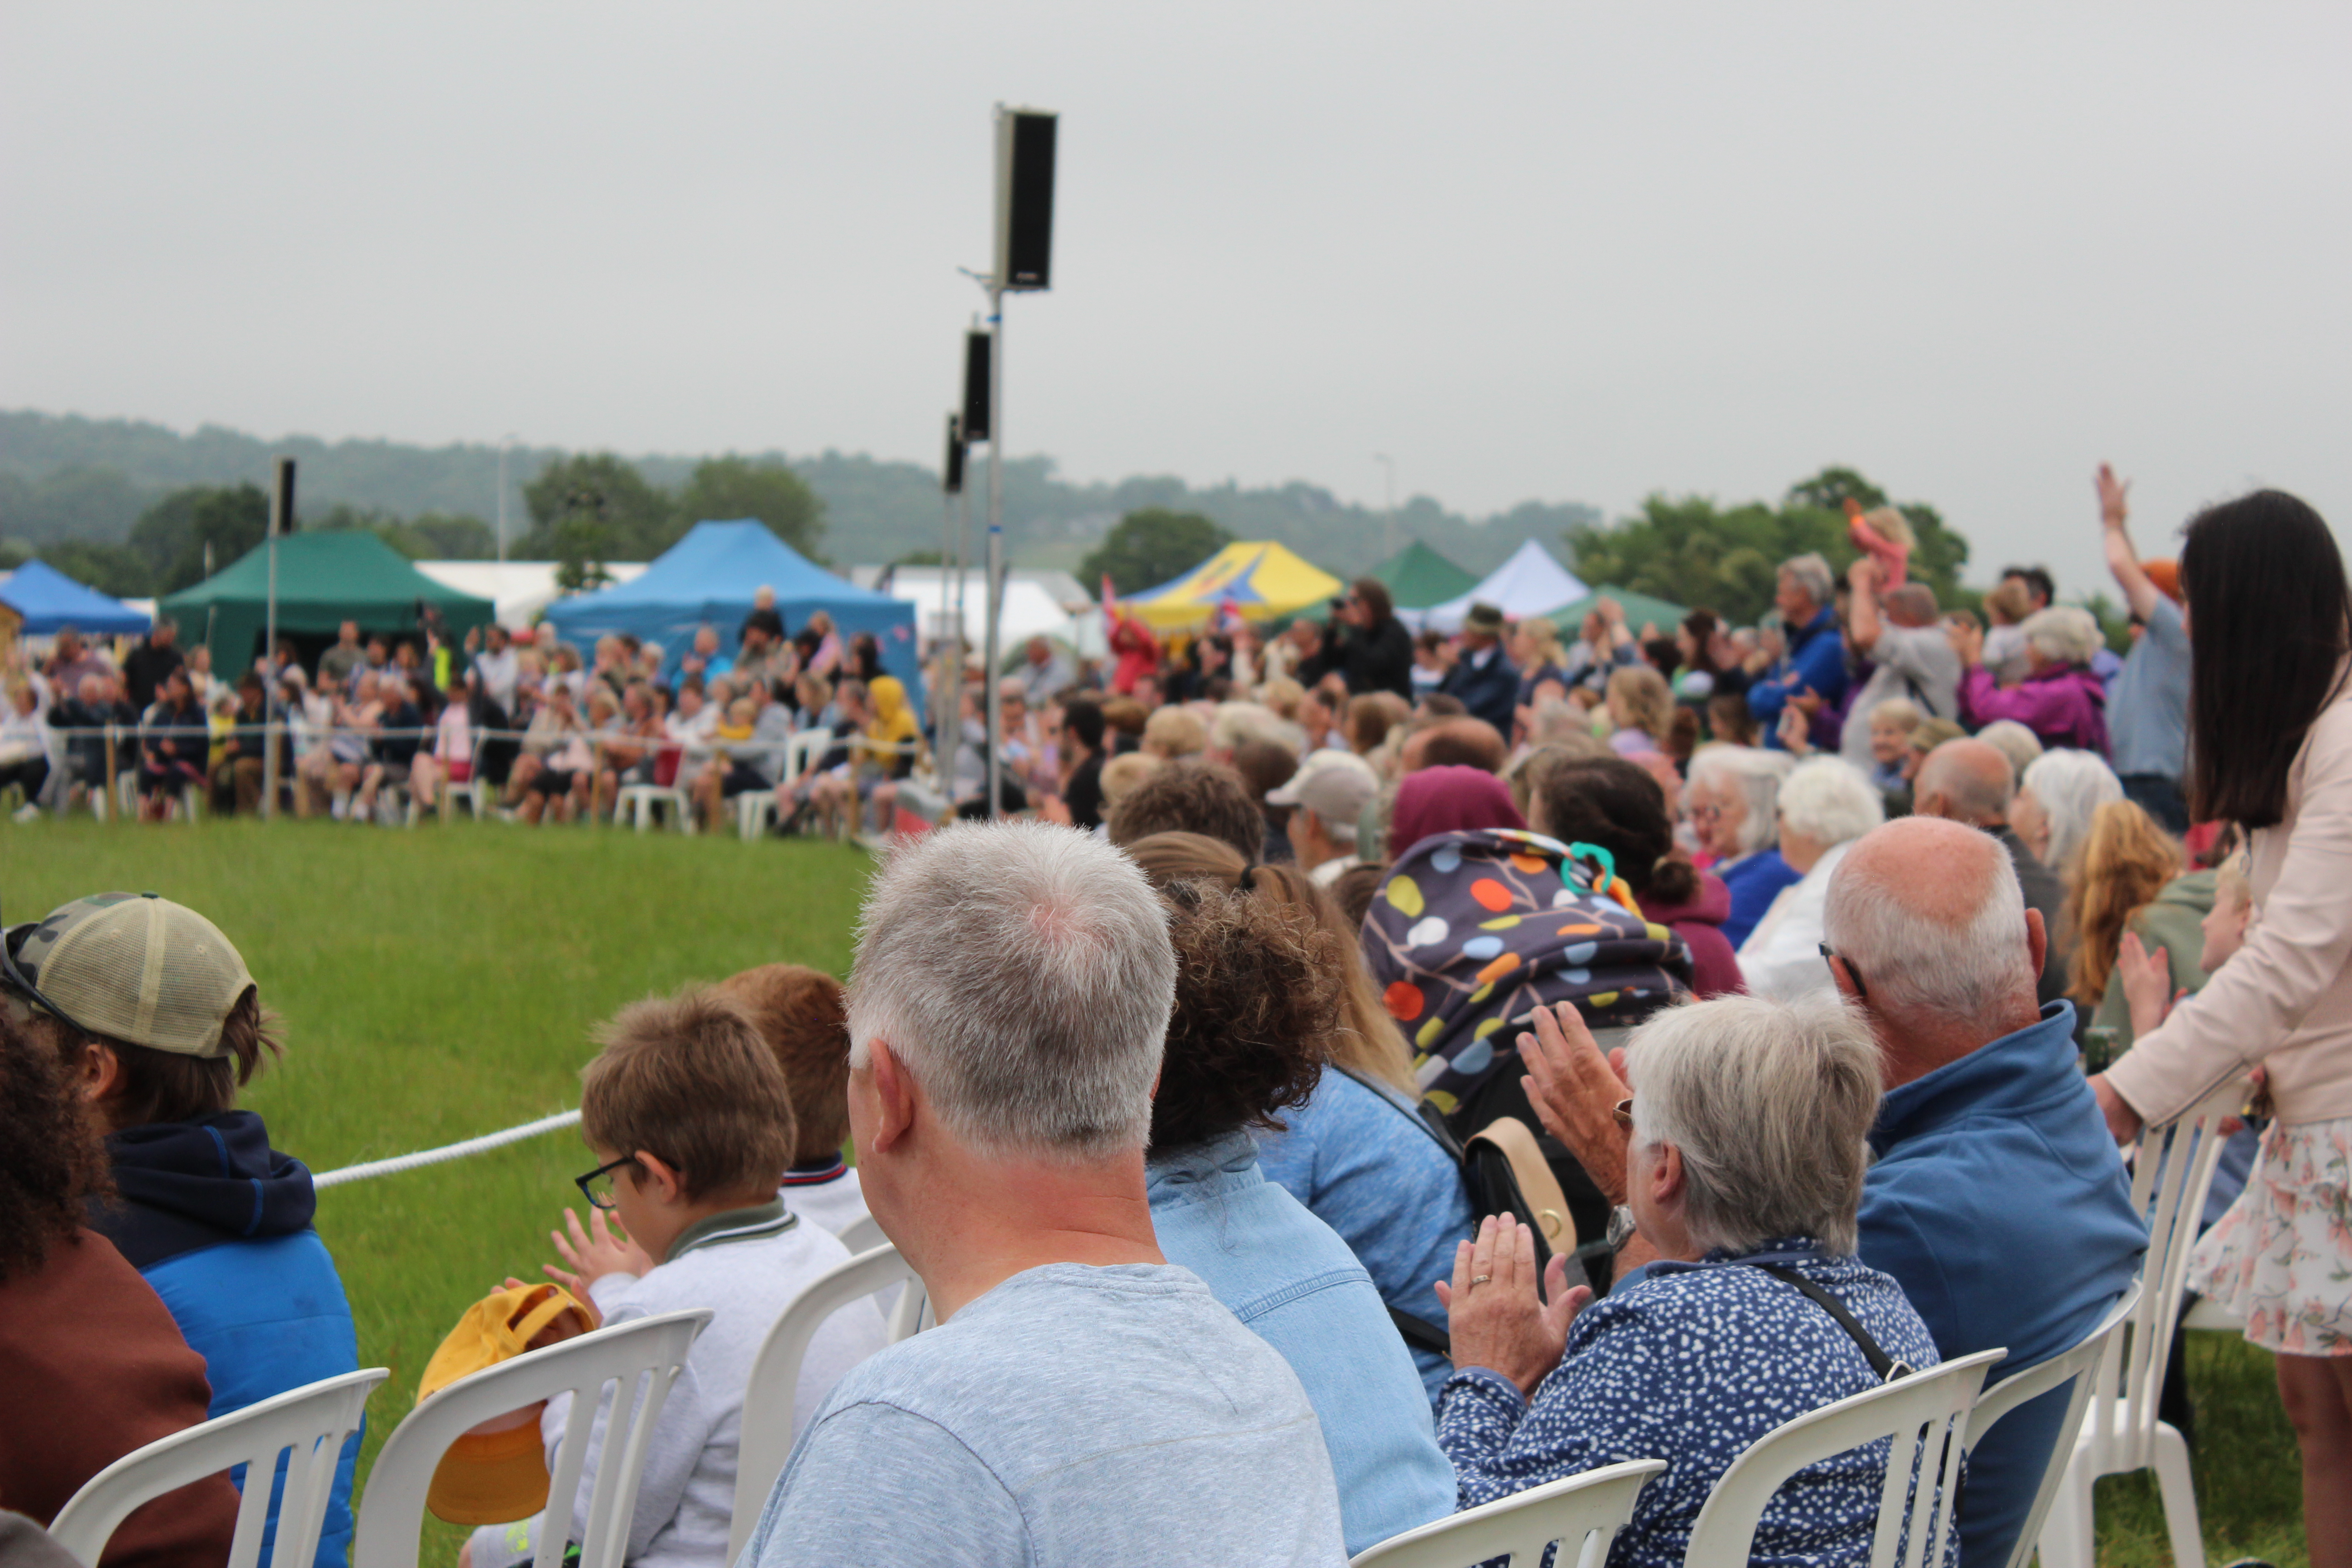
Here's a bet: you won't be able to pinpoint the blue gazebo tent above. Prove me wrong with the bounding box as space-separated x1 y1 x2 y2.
0 559 153 636
542 520 923 706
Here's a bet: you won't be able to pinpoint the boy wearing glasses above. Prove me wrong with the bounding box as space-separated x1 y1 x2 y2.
466 988 886 1568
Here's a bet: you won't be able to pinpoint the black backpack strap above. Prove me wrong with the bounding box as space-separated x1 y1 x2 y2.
1388 1308 1451 1358
1754 1263 1911 1383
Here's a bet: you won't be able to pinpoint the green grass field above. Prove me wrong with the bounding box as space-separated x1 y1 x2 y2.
3 818 2312 1565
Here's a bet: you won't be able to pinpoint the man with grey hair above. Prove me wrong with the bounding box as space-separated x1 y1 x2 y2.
1746 551 1848 752
1513 814 2142 1568
1911 737 2068 1009
740 820 1348 1568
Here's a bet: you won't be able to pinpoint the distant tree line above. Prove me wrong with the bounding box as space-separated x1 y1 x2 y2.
0 411 1599 581
520 454 824 589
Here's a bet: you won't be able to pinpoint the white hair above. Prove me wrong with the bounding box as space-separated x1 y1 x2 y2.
1822 823 2037 1024
2022 605 2105 666
1777 757 1886 849
2021 750 2124 872
1687 745 1793 857
1975 720 2044 783
845 820 1177 1160
1627 992 1882 1257
1779 553 1835 612
1210 701 1307 757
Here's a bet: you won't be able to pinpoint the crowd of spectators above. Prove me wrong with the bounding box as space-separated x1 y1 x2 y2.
5 468 2352 1568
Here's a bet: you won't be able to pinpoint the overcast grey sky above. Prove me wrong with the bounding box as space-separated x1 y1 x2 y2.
5 3 2347 592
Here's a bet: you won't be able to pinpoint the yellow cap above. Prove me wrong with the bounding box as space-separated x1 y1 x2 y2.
416 1283 594 1525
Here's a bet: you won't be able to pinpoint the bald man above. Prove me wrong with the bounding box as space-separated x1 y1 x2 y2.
1514 815 2143 1568
1911 738 2069 1009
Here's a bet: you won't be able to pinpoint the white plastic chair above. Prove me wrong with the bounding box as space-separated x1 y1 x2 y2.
1962 1282 2141 1568
1348 1458 1665 1568
736 791 778 840
50 1367 387 1568
2034 1078 2247 1568
834 1214 886 1256
354 1308 709 1568
780 730 833 788
614 784 691 833
1682 1348 2004 1568
725 1244 926 1560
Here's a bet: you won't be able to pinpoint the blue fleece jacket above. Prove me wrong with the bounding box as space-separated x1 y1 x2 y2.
1749 606 1850 750
1860 1003 2146 1568
90 1112 362 1568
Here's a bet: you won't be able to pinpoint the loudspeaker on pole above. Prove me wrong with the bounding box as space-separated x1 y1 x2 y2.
995 108 1056 292
961 330 992 443
272 457 298 534
942 414 965 495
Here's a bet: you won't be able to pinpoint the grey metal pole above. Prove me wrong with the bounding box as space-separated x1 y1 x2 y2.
261 488 281 819
936 488 958 753
984 286 1006 818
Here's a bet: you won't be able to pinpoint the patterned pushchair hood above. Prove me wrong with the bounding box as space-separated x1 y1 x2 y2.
1361 827 1693 1114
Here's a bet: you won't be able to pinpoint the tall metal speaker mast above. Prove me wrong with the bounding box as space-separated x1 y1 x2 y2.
260 457 295 818
980 103 1056 818
937 412 965 757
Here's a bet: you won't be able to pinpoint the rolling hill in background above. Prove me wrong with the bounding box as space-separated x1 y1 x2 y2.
0 409 1597 578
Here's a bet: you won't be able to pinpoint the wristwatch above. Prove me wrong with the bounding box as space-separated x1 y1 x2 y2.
1605 1205 1638 1254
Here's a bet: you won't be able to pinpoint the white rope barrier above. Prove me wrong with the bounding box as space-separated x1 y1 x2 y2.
312 1107 583 1189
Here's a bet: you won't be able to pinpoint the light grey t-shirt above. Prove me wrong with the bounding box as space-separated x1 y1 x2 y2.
1841 620 1961 770
2107 593 2190 778
739 1261 1350 1568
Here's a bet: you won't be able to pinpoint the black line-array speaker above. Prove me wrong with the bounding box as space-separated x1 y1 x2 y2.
942 413 965 495
273 457 297 534
961 331 991 442
995 109 1056 292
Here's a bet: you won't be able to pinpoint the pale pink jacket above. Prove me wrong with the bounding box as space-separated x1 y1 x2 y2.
2107 691 2352 1126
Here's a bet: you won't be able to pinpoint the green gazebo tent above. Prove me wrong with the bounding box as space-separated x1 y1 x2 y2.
158 531 495 679
1548 587 1690 639
1298 539 1480 623
1369 539 1480 610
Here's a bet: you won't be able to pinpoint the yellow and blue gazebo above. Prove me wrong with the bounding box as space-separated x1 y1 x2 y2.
1122 541 1345 632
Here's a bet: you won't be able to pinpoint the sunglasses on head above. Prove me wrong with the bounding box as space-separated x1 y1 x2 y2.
0 900 91 1039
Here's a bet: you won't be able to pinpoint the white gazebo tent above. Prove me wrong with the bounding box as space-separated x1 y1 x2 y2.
414 561 649 631
855 566 1107 659
1416 539 1590 632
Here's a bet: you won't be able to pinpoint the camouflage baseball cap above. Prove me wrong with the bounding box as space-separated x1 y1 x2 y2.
6 892 254 1056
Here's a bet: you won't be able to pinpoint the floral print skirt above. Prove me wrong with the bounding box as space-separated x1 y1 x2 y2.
2188 1115 2352 1356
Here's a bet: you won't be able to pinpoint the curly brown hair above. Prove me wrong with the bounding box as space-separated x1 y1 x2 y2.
1107 760 1265 866
0 1009 113 1281
1149 876 1343 1152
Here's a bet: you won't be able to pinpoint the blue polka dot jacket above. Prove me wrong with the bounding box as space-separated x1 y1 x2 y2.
1437 1240 1948 1568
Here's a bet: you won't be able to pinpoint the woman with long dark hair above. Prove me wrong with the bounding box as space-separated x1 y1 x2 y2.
2092 489 2352 1568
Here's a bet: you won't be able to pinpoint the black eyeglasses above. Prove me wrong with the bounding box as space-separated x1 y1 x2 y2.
574 1154 641 1210
0 900 93 1039
1818 942 1868 1004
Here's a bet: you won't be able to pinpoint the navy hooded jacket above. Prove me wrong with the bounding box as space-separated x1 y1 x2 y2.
1859 1002 2146 1568
89 1111 362 1568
